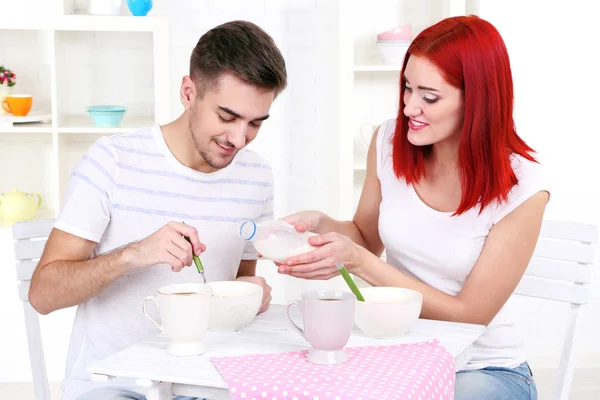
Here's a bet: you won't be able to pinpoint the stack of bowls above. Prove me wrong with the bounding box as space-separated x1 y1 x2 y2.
86 105 127 127
376 25 412 65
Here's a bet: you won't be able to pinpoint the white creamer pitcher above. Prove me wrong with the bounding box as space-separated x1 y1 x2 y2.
239 219 318 263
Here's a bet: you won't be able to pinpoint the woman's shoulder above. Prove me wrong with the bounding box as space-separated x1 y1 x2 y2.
489 153 550 224
375 118 397 154
377 119 396 140
375 119 397 172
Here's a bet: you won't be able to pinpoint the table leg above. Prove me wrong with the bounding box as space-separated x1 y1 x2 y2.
145 381 173 400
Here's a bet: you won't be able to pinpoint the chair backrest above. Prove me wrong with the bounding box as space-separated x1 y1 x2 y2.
13 219 55 400
514 219 598 400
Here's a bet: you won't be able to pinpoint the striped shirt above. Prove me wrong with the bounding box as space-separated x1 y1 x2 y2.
56 125 274 399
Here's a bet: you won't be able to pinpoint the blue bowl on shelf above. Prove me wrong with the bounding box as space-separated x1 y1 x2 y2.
86 105 127 127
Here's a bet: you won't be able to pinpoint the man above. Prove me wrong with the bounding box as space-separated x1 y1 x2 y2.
29 20 287 400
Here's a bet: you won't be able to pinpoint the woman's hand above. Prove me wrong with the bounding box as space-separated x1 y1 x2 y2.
279 232 365 280
280 210 325 234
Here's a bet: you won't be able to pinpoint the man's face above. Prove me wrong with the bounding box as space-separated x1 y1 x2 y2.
186 73 275 171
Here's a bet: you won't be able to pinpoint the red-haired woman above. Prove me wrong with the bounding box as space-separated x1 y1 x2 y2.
280 15 547 399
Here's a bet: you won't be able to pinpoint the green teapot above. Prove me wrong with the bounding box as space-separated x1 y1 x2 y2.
0 188 43 223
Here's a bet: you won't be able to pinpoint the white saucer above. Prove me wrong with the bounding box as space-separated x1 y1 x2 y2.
0 111 52 124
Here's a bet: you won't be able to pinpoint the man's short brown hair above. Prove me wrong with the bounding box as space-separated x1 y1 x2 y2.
189 20 287 98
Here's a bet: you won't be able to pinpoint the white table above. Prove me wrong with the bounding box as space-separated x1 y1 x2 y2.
88 304 485 400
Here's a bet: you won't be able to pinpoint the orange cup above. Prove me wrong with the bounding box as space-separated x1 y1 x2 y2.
2 94 33 117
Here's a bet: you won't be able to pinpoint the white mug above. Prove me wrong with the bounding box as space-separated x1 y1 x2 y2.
142 283 211 356
286 289 356 365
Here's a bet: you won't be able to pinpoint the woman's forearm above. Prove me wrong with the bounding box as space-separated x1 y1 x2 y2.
318 215 366 246
318 213 386 255
349 248 486 325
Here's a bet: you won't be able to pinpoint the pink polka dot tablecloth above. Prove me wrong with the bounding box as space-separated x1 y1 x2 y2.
211 339 455 400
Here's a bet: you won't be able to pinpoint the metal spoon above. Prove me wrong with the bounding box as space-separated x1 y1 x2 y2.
181 223 220 297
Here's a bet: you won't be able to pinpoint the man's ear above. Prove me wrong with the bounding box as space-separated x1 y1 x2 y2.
180 75 196 111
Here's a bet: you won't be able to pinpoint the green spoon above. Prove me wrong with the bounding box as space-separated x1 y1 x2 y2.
336 263 365 302
182 222 206 284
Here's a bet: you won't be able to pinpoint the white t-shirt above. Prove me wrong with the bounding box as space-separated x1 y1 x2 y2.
376 119 548 370
56 125 274 399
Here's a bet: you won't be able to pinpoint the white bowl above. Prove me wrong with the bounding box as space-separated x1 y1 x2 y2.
355 287 423 339
207 281 263 331
376 41 410 65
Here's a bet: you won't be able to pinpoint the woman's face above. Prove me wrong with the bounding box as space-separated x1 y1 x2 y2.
403 55 464 148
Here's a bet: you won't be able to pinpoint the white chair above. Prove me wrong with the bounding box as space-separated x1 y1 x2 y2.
514 219 598 400
13 219 55 400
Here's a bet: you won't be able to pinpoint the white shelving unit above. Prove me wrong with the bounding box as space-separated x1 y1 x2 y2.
337 0 468 219
353 65 402 72
0 0 169 229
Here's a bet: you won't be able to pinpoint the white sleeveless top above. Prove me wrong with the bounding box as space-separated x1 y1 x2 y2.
376 119 548 369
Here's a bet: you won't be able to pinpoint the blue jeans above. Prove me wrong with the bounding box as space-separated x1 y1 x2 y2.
455 362 538 400
78 387 202 400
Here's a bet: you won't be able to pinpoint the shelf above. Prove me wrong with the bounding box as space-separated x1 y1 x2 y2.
58 115 154 134
58 15 168 32
1 116 155 135
0 122 53 134
0 3 170 237
0 208 56 230
354 65 402 72
54 29 155 133
0 111 53 134
0 132 55 222
0 15 167 33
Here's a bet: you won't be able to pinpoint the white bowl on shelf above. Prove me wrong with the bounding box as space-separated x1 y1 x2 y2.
376 40 411 65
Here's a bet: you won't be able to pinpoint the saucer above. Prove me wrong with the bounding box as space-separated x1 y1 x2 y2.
0 110 52 124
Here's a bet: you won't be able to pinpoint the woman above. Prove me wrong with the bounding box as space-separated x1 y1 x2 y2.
280 15 548 400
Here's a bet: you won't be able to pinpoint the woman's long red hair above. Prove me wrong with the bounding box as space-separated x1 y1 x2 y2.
393 15 537 215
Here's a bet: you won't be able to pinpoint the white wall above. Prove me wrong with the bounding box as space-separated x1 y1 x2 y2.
476 0 600 371
166 0 345 220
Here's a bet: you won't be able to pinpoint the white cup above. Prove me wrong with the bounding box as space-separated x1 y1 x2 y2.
285 289 356 365
142 283 211 356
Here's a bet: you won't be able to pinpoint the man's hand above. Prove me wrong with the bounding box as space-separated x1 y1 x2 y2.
123 222 206 272
236 275 272 313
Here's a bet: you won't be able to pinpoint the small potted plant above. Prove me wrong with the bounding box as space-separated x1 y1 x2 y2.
0 65 16 114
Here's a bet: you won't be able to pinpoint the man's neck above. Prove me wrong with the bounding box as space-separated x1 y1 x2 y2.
161 115 214 173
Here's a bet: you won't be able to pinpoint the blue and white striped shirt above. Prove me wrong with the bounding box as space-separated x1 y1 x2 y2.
57 124 274 399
